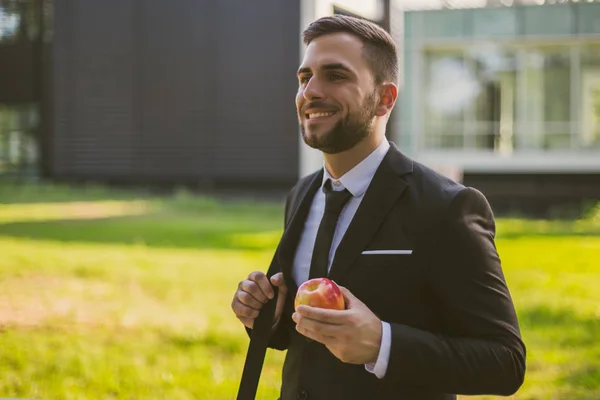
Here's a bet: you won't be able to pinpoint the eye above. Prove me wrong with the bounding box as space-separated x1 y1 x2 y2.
329 73 345 81
299 75 311 85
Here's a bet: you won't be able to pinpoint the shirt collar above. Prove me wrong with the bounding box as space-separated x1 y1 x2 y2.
322 139 390 197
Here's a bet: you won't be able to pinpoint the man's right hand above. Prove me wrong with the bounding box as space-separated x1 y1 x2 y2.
231 271 288 330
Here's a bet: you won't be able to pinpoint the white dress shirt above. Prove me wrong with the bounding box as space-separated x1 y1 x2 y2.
292 139 392 379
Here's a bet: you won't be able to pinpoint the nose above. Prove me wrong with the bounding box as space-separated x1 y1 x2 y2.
302 76 325 101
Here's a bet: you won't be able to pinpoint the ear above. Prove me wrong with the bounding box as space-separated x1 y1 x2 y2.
375 82 398 117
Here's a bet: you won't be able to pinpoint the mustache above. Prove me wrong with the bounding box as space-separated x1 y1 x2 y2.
300 101 337 114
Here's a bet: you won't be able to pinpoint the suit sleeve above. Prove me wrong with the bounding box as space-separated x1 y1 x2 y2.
382 187 526 395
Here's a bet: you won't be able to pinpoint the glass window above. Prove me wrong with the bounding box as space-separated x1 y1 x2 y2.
580 44 600 149
468 47 517 153
423 51 472 149
0 104 39 176
43 0 51 42
423 47 518 152
521 47 572 150
0 0 40 43
0 0 21 42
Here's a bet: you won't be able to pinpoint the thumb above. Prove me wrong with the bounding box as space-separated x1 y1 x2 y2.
339 286 359 309
270 273 287 292
270 273 288 304
270 273 288 321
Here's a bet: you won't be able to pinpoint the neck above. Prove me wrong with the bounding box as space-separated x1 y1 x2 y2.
323 128 385 179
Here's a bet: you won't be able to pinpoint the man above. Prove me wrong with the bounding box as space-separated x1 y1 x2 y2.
231 15 526 400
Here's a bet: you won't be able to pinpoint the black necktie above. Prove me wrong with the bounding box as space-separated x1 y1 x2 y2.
309 180 352 279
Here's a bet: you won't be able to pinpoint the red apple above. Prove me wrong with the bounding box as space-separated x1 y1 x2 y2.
294 277 345 311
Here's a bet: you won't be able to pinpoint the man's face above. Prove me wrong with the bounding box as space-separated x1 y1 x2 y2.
296 33 379 154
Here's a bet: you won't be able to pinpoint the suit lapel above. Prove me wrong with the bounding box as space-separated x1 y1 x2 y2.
328 143 413 282
277 169 323 293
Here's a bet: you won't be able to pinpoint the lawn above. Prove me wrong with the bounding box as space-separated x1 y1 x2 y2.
0 182 598 399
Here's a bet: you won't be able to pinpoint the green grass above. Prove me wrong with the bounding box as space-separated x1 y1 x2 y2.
0 182 598 399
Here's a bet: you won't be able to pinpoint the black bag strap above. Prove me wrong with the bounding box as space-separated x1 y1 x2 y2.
236 284 279 400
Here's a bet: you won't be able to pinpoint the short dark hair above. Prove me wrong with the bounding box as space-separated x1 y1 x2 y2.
302 15 398 85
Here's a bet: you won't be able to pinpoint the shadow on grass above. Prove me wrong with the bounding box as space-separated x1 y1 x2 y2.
496 218 600 239
519 305 600 395
0 213 283 251
0 182 154 204
520 305 600 347
165 331 245 356
562 365 600 397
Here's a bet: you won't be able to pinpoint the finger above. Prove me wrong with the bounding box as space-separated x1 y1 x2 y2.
295 323 335 345
232 298 260 319
292 312 342 336
271 274 288 300
239 279 269 304
236 290 264 310
338 286 359 308
237 316 254 329
248 271 274 300
270 273 287 290
295 305 346 325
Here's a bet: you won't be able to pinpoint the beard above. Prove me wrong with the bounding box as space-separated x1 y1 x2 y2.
300 91 378 154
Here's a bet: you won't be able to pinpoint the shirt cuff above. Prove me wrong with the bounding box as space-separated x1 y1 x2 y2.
364 321 391 379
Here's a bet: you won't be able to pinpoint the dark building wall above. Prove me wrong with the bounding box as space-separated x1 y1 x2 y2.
464 173 600 218
212 0 301 188
51 0 300 189
52 0 136 177
0 43 35 103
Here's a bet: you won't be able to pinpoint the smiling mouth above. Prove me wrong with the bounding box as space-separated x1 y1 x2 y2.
306 111 337 120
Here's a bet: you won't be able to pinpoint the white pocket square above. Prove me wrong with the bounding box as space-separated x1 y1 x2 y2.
361 250 413 255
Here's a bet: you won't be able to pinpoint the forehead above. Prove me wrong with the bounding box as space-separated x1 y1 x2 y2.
300 32 370 74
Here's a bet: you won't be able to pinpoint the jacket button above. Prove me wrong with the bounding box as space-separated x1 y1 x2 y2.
297 389 308 399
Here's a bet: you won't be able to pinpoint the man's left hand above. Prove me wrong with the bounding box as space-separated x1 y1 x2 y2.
292 286 382 364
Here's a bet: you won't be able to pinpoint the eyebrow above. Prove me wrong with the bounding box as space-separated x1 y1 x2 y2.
297 63 354 76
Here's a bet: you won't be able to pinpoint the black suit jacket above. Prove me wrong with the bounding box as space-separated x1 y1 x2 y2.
260 142 526 400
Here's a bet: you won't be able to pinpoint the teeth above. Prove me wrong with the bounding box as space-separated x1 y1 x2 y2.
308 112 335 119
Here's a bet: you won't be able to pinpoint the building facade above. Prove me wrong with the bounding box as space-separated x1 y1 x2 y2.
1 0 302 190
394 0 600 214
1 0 599 214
